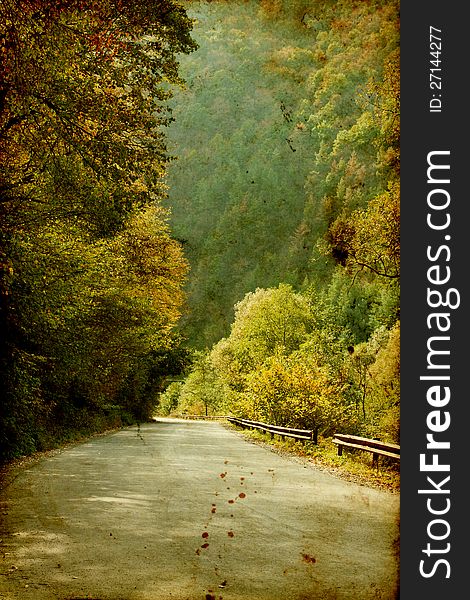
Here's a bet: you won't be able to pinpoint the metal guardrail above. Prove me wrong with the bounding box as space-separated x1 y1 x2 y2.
175 415 229 420
225 418 400 466
332 433 400 466
227 416 315 443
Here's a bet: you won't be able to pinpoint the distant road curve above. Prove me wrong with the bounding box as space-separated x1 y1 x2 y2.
0 418 399 600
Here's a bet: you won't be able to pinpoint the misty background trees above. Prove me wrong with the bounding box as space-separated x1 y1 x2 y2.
161 0 400 444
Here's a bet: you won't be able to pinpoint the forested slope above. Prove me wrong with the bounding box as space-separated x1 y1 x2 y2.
167 0 399 348
162 0 400 443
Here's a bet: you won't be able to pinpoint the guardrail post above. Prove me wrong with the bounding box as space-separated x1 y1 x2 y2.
372 452 379 469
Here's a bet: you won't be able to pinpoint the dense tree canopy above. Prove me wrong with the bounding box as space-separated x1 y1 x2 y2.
0 0 197 461
165 0 399 348
161 0 400 444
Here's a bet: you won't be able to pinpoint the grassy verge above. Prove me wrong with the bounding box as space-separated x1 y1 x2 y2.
226 424 400 494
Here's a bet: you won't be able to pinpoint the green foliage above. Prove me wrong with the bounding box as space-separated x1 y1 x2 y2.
1 0 401 458
159 382 184 416
175 280 398 441
173 283 364 437
175 350 228 416
342 322 400 443
167 0 400 443
166 0 399 347
321 269 397 345
363 321 400 442
231 284 313 359
209 284 314 389
0 0 196 462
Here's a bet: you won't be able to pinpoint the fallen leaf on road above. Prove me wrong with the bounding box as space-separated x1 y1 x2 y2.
301 553 316 564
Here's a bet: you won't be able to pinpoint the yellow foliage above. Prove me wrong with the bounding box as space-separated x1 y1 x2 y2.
245 353 352 433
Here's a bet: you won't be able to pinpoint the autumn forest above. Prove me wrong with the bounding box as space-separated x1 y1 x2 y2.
0 0 400 462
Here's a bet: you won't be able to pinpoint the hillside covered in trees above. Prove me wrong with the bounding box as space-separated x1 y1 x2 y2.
161 0 400 444
1 0 400 462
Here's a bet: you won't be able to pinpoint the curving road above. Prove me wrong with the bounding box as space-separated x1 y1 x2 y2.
0 419 399 600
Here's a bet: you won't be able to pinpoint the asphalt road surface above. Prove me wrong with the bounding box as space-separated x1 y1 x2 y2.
0 419 400 600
